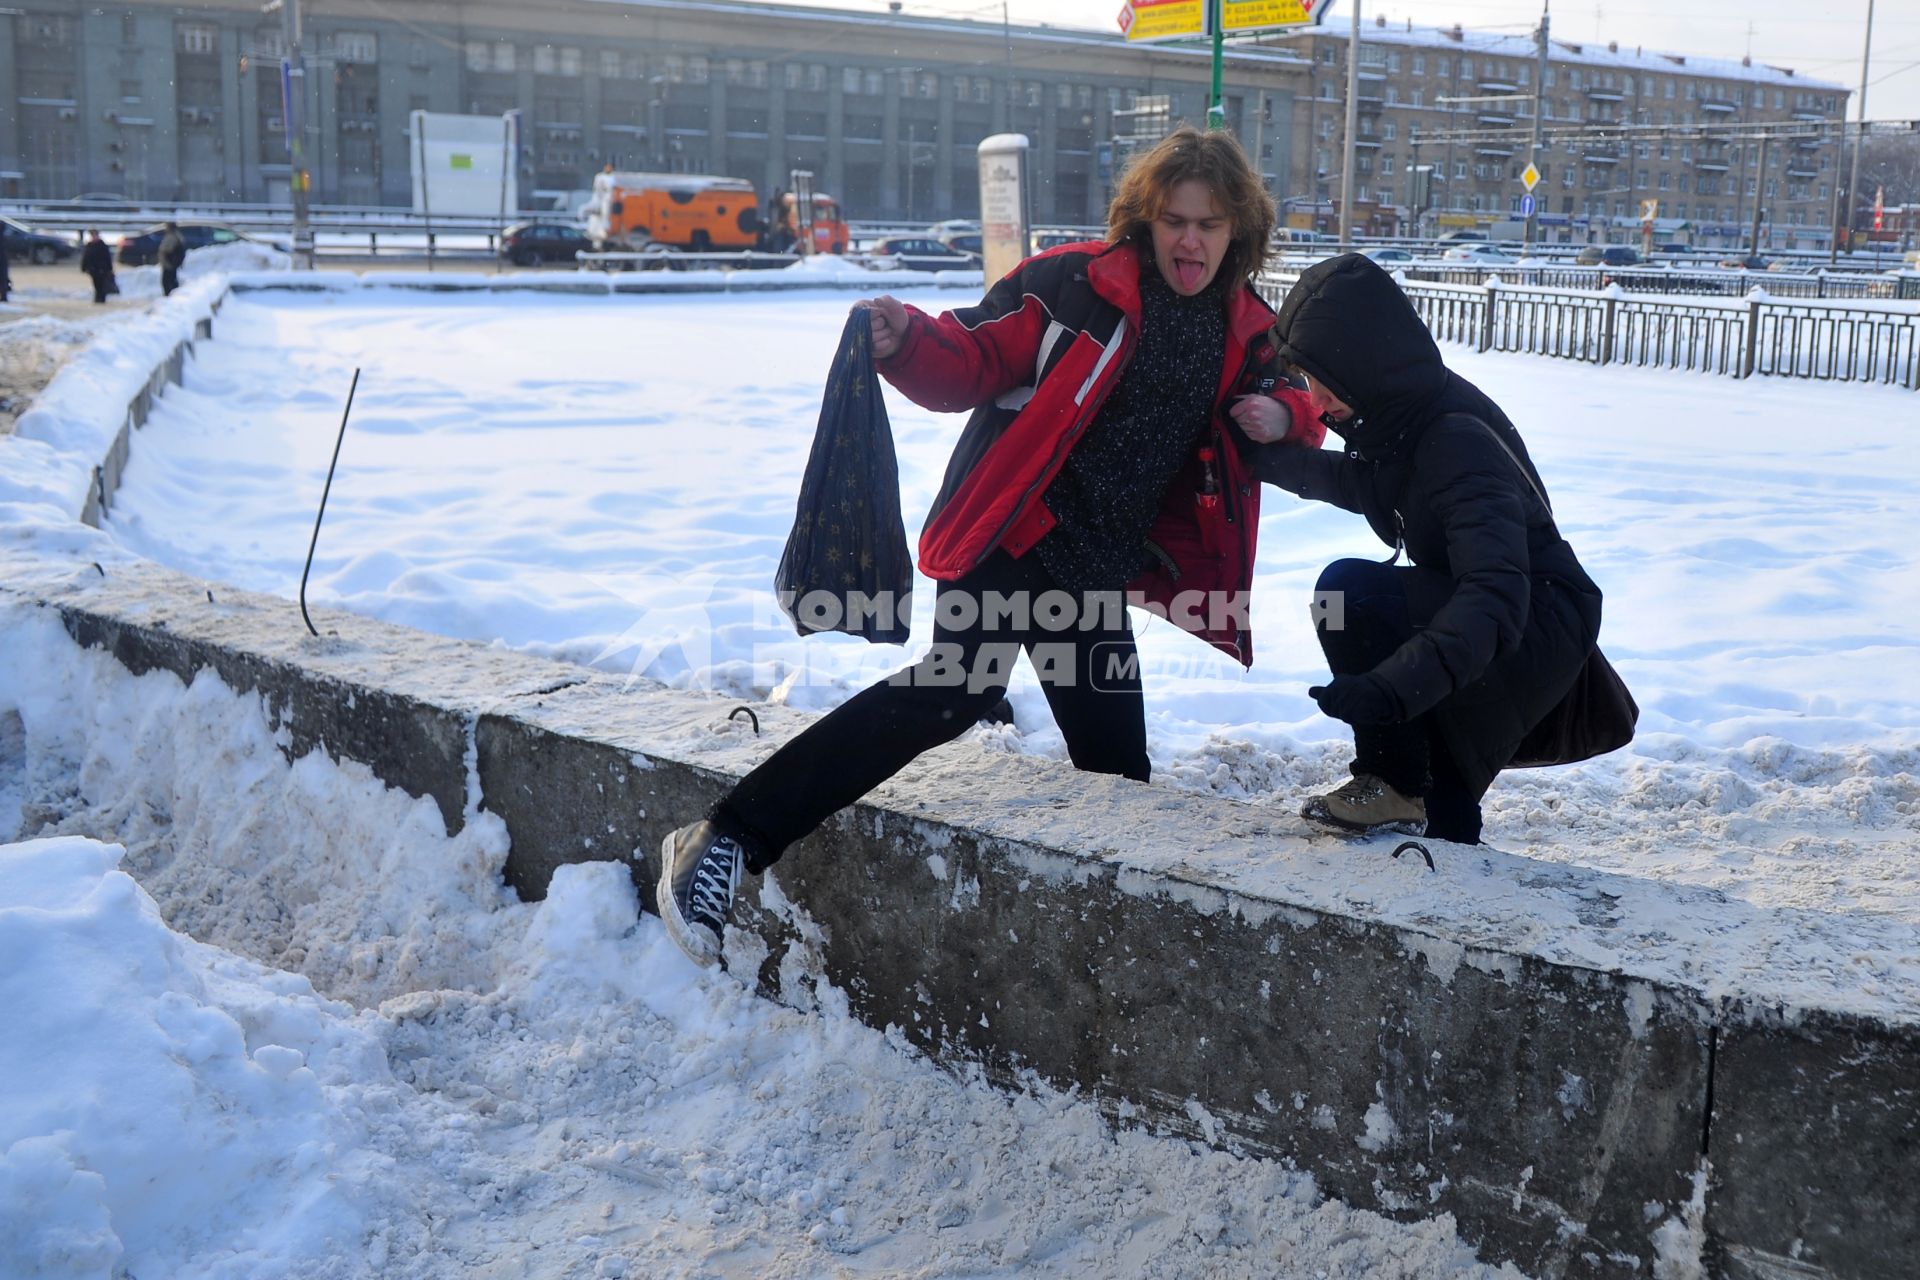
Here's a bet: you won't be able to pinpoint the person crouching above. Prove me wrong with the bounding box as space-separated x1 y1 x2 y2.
1247 253 1606 845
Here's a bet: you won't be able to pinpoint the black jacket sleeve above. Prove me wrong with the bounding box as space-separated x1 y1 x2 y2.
1250 441 1370 514
1370 423 1533 719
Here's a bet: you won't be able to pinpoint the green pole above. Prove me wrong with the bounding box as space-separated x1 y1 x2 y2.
1208 0 1225 129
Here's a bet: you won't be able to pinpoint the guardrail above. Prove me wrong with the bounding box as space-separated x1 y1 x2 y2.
1259 270 1920 391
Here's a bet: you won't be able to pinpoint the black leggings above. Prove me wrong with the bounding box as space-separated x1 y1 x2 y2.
719 550 1150 871
1313 557 1483 845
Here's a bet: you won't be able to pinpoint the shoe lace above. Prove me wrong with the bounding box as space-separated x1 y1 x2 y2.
687 839 742 925
1333 775 1386 803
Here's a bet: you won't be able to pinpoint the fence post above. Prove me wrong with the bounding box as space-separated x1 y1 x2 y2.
1740 289 1763 379
1600 285 1619 366
1479 275 1498 353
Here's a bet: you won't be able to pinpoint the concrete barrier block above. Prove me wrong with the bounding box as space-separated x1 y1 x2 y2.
1708 1010 1920 1280
728 801 1709 1278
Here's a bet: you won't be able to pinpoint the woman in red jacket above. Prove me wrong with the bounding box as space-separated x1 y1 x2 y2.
658 127 1321 967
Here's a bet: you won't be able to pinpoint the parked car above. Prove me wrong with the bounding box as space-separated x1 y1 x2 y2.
926 219 980 239
1436 228 1490 243
1718 254 1770 271
938 231 983 256
1360 246 1416 264
867 236 979 270
1576 245 1640 267
65 191 140 211
116 220 263 266
499 220 591 266
1 216 77 264
1034 229 1092 250
1441 243 1515 264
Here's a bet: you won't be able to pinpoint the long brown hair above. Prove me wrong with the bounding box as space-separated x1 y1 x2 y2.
1106 126 1275 286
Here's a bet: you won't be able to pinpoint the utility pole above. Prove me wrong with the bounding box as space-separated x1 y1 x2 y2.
1748 132 1770 259
1843 0 1876 260
1525 3 1550 251
1338 0 1359 249
265 0 313 268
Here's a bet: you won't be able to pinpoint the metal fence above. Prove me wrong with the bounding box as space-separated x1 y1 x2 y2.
1401 262 1920 302
1258 272 1920 391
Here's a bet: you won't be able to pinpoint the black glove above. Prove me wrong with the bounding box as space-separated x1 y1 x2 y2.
1308 673 1402 726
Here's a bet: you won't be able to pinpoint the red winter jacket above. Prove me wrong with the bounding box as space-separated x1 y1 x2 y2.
877 240 1321 665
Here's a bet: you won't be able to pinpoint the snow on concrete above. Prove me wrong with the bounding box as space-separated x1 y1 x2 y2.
0 610 1521 1279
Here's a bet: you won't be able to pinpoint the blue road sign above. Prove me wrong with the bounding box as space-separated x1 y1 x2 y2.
1521 193 1536 217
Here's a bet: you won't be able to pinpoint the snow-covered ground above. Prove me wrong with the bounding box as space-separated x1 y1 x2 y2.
91 286 1920 923
2 277 1916 1278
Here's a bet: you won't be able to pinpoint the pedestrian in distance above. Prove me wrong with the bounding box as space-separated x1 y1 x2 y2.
159 221 187 297
80 229 116 304
656 125 1327 967
1246 252 1609 846
0 219 12 303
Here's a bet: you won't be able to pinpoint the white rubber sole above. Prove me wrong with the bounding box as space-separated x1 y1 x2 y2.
655 832 724 968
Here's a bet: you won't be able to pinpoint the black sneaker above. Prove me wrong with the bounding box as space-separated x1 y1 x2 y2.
656 820 746 966
1301 773 1428 836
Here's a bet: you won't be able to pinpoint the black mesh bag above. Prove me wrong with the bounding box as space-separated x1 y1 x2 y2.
774 308 913 644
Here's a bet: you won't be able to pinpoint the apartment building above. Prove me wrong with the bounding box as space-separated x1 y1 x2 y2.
0 0 1312 221
1276 17 1851 247
0 0 1848 248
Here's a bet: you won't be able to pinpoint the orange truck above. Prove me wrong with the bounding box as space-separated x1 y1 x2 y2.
764 190 850 255
585 170 850 255
586 171 762 251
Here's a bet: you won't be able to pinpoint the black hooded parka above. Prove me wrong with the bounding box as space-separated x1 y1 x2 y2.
1256 253 1603 796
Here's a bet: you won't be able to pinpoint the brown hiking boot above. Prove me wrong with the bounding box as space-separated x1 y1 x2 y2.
1302 773 1428 836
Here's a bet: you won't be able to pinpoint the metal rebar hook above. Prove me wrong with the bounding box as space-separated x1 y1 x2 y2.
300 368 361 638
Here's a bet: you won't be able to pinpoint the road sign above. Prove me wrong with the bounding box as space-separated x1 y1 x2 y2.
1521 163 1541 192
1641 199 1660 222
1118 0 1207 42
1222 0 1333 30
1520 193 1535 217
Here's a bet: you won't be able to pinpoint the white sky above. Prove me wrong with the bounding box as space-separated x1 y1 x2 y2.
760 0 1920 119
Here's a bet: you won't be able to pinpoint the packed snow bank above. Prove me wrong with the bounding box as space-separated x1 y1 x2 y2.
0 274 220 518
0 607 1522 1279
115 240 292 300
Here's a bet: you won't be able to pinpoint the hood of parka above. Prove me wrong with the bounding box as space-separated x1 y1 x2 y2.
1274 253 1449 456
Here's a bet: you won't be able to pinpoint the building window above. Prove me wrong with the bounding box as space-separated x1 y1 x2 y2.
749 60 768 88
1386 52 1400 72
122 13 137 44
178 22 217 55
1077 85 1093 109
1436 57 1450 79
1410 90 1423 108
334 31 376 63
534 46 556 75
1383 121 1396 140
1057 82 1073 109
1385 86 1398 105
808 63 826 92
974 78 991 104
785 63 803 90
1412 54 1425 75
844 66 862 94
600 49 621 79
687 55 709 84
466 40 489 72
493 42 515 73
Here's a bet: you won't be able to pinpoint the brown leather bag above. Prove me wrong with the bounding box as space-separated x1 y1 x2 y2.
1508 647 1639 769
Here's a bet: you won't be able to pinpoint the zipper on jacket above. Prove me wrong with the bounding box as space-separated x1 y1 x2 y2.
974 321 1139 571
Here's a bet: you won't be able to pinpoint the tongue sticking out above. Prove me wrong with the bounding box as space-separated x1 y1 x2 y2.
1172 257 1207 292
